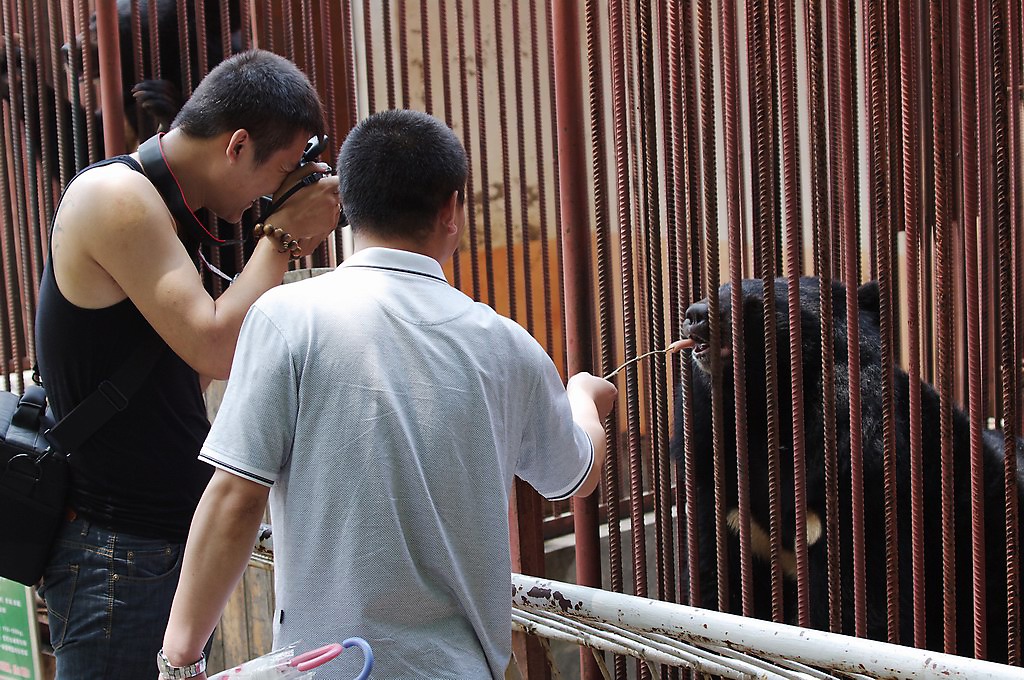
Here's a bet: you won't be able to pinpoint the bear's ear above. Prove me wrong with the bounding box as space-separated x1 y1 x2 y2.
857 281 881 320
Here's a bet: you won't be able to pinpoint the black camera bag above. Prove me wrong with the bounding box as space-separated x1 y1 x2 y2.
0 334 163 586
0 385 62 585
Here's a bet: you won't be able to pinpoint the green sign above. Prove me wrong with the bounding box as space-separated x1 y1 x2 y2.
0 578 40 680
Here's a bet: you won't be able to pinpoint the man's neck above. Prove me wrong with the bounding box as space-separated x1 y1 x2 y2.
352 232 452 266
138 129 212 212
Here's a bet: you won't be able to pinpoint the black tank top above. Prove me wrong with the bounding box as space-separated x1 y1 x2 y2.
35 156 212 543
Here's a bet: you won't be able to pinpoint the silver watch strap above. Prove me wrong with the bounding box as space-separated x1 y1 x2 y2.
157 648 207 679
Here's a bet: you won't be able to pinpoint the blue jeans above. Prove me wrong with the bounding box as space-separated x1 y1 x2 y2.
38 515 187 679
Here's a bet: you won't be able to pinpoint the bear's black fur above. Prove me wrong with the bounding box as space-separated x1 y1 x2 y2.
670 276 1024 661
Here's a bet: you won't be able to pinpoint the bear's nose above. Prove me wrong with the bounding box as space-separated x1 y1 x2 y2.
683 300 710 343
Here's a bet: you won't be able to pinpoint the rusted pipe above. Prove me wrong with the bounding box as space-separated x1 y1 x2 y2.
95 0 125 155
552 2 600 678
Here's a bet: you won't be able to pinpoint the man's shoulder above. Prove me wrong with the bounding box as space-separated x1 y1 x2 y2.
58 161 165 233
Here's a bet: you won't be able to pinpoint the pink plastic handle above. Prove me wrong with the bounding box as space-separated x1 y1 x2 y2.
290 643 343 672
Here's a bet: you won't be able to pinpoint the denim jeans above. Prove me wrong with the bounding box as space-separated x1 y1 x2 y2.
38 515 186 679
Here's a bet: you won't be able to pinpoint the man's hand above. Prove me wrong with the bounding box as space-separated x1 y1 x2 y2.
567 372 618 420
267 162 341 250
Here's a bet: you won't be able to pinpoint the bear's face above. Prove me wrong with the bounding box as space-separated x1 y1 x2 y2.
683 277 826 386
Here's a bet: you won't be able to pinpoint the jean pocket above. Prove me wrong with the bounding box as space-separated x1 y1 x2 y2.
119 544 183 583
39 562 79 649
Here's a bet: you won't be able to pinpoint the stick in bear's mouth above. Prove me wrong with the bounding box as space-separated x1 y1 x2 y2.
603 338 696 379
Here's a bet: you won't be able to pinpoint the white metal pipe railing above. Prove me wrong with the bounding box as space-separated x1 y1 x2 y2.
511 573 1024 680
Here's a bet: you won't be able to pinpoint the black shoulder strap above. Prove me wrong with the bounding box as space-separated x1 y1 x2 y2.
138 134 240 247
44 332 165 454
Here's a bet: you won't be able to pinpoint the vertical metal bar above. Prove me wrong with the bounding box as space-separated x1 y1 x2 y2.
544 0 566 374
61 0 85 174
660 0 684 617
340 0 357 128
638 0 673 623
959 0 988 659
553 0 601 620
320 2 338 150
472 0 495 307
129 0 143 136
261 0 273 52
992 0 1021 663
826 2 844 288
696 0 727 617
219 0 231 58
778 0 810 628
927 0 957 655
900 0 926 651
979 0 999 424
665 0 690 615
836 0 867 638
610 3 646 675
864 0 900 645
282 0 296 61
806 0 841 634
77 0 100 161
302 0 317 91
719 0 753 618
494 0 517 321
16 0 43 294
32 0 55 222
511 0 533 336
398 0 409 108
455 0 480 300
176 0 193 98
440 1 459 285
584 4 623 677
530 0 554 357
420 0 431 114
193 0 209 78
0 49 18 390
47 0 72 187
679 0 703 624
148 0 160 79
332 0 354 264
363 0 376 113
382 0 395 109
745 0 781 622
3 0 29 379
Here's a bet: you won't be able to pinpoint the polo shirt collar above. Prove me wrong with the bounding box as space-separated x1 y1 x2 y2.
339 247 449 283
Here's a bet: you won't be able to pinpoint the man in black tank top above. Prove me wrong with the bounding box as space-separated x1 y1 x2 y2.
34 49 340 680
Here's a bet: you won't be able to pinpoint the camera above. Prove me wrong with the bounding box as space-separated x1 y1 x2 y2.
261 134 336 220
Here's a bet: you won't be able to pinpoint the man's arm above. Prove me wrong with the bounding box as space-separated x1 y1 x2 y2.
565 372 617 497
52 163 339 379
161 469 270 675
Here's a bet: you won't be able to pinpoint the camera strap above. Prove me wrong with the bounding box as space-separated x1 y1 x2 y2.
138 133 242 248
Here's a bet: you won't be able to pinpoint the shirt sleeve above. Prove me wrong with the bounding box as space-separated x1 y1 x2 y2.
515 344 595 501
199 303 298 487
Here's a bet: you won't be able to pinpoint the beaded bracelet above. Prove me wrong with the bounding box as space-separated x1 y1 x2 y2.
253 222 303 259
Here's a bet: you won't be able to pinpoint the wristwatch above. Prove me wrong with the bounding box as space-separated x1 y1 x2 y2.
157 648 207 679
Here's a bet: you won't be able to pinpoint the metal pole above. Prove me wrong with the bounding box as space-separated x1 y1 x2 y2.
96 0 125 156
551 1 601 678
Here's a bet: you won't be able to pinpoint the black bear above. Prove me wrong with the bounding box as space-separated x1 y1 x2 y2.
670 276 1024 662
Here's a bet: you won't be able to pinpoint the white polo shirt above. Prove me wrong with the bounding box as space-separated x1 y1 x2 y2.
200 247 594 678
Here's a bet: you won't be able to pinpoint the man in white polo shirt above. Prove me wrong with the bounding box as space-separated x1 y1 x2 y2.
160 109 617 679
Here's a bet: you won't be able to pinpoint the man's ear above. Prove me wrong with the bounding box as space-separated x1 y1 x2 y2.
226 129 250 163
438 189 460 233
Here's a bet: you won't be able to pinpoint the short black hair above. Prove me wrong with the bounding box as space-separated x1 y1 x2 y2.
171 49 324 165
337 109 468 237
